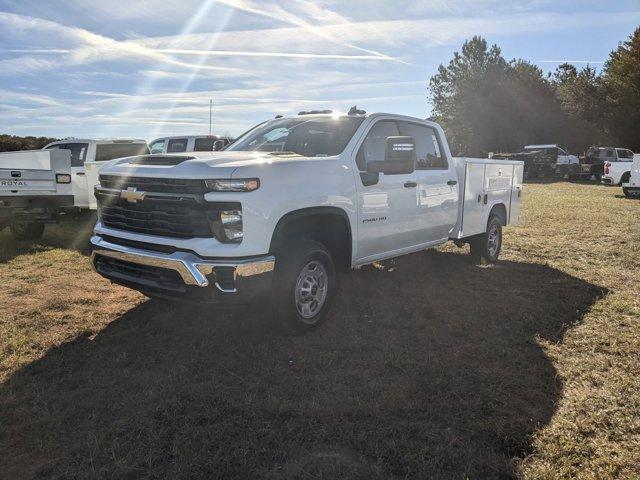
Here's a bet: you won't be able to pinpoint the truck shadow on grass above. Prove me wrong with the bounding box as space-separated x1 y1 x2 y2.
0 250 606 479
0 211 96 263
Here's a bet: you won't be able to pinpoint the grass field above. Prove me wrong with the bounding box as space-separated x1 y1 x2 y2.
0 182 638 479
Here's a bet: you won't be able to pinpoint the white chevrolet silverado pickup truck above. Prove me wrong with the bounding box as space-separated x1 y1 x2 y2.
91 110 523 331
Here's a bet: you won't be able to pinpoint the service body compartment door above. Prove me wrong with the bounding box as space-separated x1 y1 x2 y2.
509 163 524 225
460 161 486 237
484 163 513 222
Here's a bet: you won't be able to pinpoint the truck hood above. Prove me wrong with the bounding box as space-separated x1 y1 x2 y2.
98 151 337 179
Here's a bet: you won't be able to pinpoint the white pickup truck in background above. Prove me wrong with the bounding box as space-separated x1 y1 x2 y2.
90 110 523 332
601 147 635 186
44 139 149 210
0 149 73 240
621 154 640 198
148 136 231 154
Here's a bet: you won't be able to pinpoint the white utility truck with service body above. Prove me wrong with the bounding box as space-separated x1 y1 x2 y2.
44 139 149 210
91 110 523 331
0 149 73 240
621 154 640 198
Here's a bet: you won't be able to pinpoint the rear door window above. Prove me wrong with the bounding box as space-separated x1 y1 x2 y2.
193 137 216 151
167 138 188 153
95 143 150 161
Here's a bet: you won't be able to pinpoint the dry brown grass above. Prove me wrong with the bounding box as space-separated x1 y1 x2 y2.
0 183 638 479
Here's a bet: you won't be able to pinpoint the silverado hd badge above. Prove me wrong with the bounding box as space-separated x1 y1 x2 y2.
120 187 146 203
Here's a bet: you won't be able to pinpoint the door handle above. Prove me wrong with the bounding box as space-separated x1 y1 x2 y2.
76 172 85 176
447 179 457 186
404 181 417 188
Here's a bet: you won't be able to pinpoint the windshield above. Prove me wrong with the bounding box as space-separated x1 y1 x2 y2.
95 143 150 161
227 116 364 157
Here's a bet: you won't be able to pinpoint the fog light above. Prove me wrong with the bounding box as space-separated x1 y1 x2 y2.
219 210 243 242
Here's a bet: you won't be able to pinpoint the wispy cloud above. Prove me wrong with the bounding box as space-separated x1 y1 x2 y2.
0 1 638 138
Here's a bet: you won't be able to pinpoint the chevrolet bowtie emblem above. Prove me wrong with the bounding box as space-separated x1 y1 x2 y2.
120 187 146 203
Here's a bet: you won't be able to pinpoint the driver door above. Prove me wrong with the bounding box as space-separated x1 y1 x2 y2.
353 120 419 262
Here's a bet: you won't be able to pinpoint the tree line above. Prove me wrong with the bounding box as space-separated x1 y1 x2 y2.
0 135 59 152
429 27 640 157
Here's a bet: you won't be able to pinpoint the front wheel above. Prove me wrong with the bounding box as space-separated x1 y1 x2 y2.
10 221 45 240
272 240 335 333
470 216 502 264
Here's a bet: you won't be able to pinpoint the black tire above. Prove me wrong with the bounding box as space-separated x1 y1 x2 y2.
470 216 502 264
271 239 335 334
623 187 640 198
10 221 45 241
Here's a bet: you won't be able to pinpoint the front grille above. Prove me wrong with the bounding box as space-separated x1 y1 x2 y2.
96 175 240 239
98 193 214 238
99 175 206 194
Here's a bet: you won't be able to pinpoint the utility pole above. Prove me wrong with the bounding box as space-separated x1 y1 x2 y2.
209 99 213 136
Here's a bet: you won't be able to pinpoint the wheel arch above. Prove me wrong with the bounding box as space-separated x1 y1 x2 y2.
269 207 353 271
487 202 508 226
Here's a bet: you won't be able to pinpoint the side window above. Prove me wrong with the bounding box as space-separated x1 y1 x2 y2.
627 150 635 160
398 122 447 169
149 139 165 154
558 148 567 156
194 137 216 151
167 138 188 153
62 143 88 167
356 121 400 170
606 148 615 160
617 149 628 160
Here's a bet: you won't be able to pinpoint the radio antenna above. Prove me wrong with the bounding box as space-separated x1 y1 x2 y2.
209 99 213 136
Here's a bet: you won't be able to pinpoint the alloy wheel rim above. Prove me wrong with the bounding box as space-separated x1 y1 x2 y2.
294 260 328 323
487 224 500 257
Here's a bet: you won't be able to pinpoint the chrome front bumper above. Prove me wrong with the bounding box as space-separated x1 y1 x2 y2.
90 235 275 303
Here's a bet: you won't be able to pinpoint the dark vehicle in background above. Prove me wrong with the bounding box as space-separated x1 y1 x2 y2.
494 144 579 180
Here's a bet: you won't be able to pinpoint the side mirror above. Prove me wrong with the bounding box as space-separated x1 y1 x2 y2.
367 136 416 175
213 139 228 151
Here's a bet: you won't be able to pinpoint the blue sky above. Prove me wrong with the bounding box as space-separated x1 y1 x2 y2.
1 0 639 140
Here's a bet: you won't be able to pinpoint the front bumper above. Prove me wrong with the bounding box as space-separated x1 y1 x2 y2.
0 194 74 223
90 235 275 305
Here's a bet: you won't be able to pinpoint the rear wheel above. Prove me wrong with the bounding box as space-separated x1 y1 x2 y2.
10 221 45 240
623 187 640 198
272 239 335 333
470 216 502 264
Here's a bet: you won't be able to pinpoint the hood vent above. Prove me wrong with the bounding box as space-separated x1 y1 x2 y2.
129 155 195 166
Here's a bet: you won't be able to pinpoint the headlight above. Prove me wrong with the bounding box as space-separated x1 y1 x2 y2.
219 210 243 242
56 173 71 184
205 179 259 192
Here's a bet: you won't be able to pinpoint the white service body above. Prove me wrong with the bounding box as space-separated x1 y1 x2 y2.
0 149 74 228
